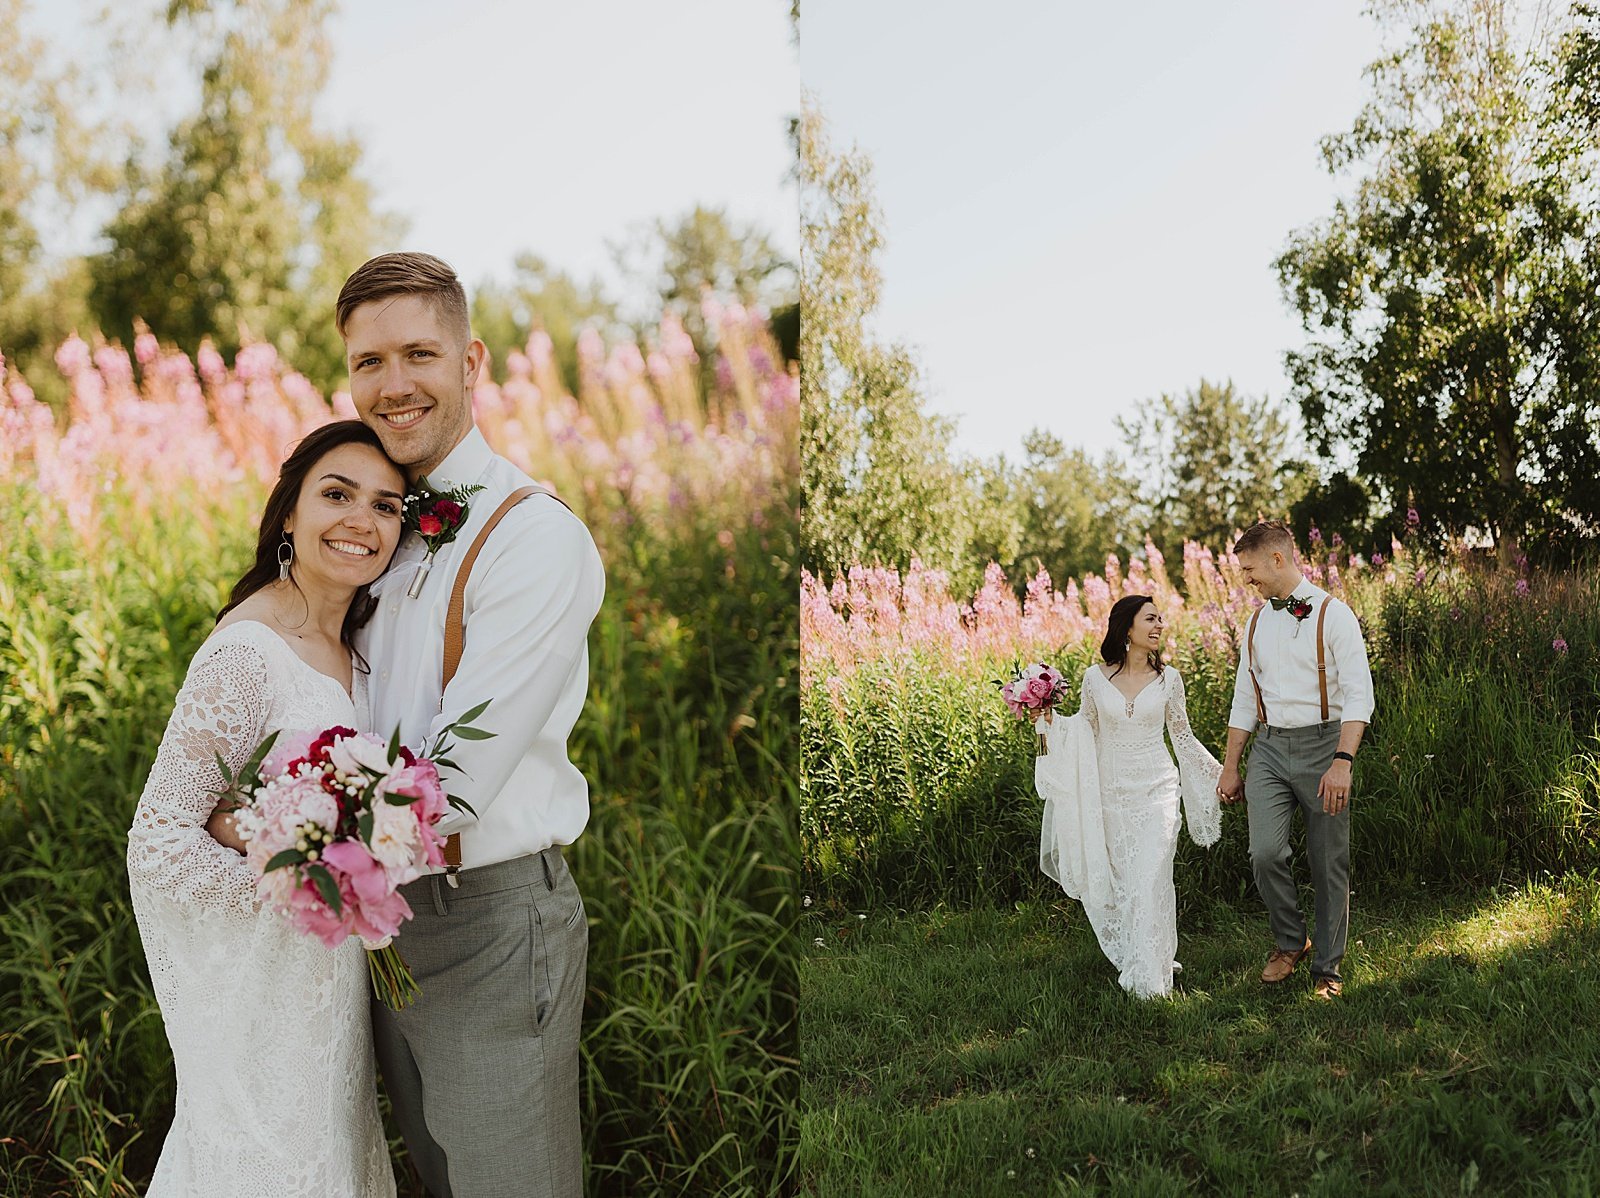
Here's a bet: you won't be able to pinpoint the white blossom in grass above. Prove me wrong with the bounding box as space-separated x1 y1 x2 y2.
813 937 826 948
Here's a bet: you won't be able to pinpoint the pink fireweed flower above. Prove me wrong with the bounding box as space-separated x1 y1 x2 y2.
1515 579 1530 597
1554 638 1569 654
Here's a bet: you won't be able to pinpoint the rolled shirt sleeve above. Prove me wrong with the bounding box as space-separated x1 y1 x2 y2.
1329 600 1375 726
1228 621 1262 734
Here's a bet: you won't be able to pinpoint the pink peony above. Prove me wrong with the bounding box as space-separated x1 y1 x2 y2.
284 878 349 948
349 886 414 942
261 730 318 778
386 759 450 824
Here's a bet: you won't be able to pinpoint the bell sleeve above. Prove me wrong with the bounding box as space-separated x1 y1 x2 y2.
1036 669 1116 908
1164 667 1222 847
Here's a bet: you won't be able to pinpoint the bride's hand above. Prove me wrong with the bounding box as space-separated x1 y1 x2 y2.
206 806 248 854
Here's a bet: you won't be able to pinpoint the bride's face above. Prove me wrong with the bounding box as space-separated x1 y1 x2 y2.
1132 604 1164 654
282 442 407 590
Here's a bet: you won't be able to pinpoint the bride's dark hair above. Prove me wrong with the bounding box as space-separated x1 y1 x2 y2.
216 420 398 673
1101 594 1164 679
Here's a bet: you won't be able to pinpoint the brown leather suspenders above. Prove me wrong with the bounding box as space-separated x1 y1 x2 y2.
437 484 570 881
1247 596 1336 727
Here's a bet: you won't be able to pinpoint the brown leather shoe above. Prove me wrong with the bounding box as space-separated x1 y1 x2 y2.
1313 977 1342 1000
1261 939 1313 984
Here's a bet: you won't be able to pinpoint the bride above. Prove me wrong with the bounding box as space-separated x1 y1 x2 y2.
126 420 402 1196
1036 594 1221 997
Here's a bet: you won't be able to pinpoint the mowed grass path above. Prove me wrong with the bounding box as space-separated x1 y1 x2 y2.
799 877 1600 1196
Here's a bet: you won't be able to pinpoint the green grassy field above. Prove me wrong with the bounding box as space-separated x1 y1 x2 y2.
798 877 1600 1196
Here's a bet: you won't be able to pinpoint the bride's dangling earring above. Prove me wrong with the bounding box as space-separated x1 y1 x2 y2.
277 532 294 581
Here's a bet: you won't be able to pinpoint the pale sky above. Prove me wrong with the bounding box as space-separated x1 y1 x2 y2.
25 0 798 302
802 2 1389 461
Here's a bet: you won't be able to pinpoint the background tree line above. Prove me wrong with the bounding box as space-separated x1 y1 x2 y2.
802 0 1600 591
1 0 795 408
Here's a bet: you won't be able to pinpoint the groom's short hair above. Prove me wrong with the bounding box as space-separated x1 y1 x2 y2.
336 252 471 345
1234 520 1296 559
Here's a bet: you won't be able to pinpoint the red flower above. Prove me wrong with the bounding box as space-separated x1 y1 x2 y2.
433 500 463 527
418 514 443 536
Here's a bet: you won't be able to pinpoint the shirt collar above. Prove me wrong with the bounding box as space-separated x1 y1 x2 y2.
422 425 492 491
1285 577 1328 606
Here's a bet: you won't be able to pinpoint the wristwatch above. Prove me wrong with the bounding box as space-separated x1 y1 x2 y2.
1333 751 1354 763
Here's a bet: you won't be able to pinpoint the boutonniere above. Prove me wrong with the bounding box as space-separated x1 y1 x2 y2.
401 480 485 598
1273 591 1312 636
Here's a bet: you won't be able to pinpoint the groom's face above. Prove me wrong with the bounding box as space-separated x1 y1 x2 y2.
1236 547 1295 598
344 293 485 479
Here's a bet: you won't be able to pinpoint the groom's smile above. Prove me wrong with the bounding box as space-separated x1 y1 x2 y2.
378 406 429 430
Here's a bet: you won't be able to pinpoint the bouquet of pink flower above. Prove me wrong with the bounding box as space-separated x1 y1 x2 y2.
995 662 1070 754
212 703 490 1009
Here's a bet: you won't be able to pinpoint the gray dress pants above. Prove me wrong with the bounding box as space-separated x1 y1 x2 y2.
373 847 587 1198
1245 721 1351 982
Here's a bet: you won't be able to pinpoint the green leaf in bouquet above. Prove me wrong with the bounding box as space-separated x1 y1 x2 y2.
454 699 492 726
213 751 236 787
447 793 477 817
306 862 343 916
387 723 403 765
264 848 305 873
358 810 374 844
431 757 460 772
240 729 281 782
383 790 417 805
452 726 495 741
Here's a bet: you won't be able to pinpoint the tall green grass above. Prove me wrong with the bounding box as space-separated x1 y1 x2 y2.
802 571 1600 911
0 482 798 1197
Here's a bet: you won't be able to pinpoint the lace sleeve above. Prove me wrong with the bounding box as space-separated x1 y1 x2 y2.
126 637 272 912
1165 668 1222 847
1076 666 1100 735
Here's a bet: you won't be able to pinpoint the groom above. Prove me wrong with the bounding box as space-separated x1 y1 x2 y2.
1216 521 1373 999
340 252 605 1196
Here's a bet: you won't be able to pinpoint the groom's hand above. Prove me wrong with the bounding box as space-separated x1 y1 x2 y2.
1318 759 1353 815
1217 764 1244 805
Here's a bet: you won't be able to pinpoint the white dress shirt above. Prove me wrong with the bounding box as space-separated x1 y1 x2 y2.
1228 578 1374 734
358 427 606 870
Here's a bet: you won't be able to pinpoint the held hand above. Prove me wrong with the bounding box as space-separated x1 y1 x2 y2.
206 806 247 854
1318 759 1354 815
1216 764 1244 805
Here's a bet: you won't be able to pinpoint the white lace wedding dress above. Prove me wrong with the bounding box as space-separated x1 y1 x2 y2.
127 620 395 1197
1036 664 1221 998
